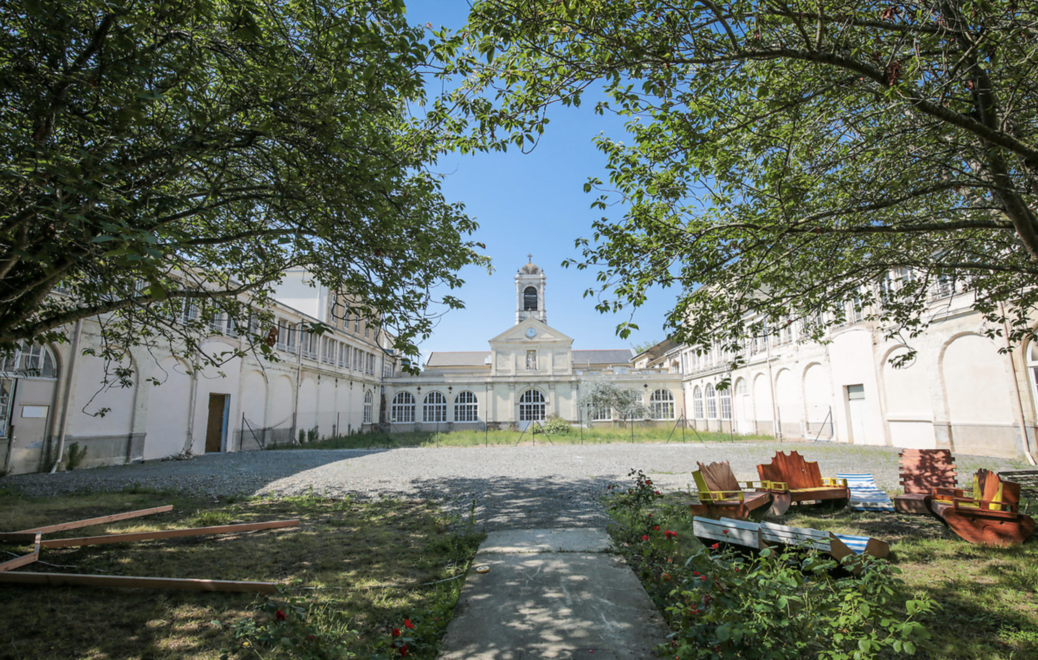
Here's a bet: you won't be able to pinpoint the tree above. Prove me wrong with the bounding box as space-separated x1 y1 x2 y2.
579 379 648 426
1 0 487 369
435 1 1038 355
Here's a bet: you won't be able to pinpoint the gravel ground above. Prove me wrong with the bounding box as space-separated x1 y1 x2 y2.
2 442 1026 531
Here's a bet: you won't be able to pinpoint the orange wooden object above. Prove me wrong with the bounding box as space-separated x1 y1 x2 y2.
927 470 1035 546
688 461 773 521
40 519 300 549
0 571 279 593
0 533 41 572
755 451 849 515
894 449 958 514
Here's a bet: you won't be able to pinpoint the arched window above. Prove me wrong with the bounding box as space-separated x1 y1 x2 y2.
705 383 718 419
519 389 545 422
719 386 732 420
0 342 57 379
423 391 447 423
363 391 373 423
390 392 415 423
454 391 478 422
693 386 704 419
650 389 675 419
523 286 538 311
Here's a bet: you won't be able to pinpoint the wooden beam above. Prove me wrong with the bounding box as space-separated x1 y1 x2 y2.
0 532 42 543
0 571 279 593
40 519 300 549
0 533 40 572
13 505 175 535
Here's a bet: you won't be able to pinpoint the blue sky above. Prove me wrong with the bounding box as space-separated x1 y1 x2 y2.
405 1 675 362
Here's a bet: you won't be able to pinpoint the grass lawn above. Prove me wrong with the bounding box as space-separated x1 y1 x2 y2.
281 427 771 450
607 483 1038 659
0 488 482 659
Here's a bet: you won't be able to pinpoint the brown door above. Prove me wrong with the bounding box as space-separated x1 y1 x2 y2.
205 394 227 453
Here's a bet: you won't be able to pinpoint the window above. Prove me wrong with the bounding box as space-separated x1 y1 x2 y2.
592 403 612 421
518 389 545 422
383 358 395 378
354 317 360 333
693 386 704 419
850 296 864 322
363 391 373 424
526 350 537 370
423 391 447 423
390 392 415 423
353 348 362 371
650 389 675 419
0 342 57 379
367 353 375 375
523 286 538 311
339 343 348 368
365 323 370 339
932 274 956 300
225 315 238 338
180 301 200 325
705 383 717 419
454 391 478 422
210 312 225 334
320 337 331 364
719 387 732 420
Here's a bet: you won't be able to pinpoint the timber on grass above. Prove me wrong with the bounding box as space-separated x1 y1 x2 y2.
10 505 174 535
926 469 1036 547
0 533 40 572
894 448 958 515
755 451 850 515
0 571 278 593
40 519 301 549
689 461 773 521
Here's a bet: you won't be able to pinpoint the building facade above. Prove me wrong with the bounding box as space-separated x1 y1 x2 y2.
677 278 1038 460
0 269 392 475
382 260 683 432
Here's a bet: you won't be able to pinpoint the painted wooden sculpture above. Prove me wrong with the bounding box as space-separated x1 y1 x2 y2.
893 448 958 514
925 469 1035 546
689 461 774 521
755 451 850 515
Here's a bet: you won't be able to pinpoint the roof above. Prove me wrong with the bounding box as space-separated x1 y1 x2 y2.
425 351 491 367
519 261 542 275
572 349 633 365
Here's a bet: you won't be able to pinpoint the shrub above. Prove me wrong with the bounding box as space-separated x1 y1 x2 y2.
64 442 88 470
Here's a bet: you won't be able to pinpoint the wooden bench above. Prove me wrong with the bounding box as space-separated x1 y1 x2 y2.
755 451 850 515
689 461 773 521
927 469 1036 546
893 448 957 515
997 469 1038 506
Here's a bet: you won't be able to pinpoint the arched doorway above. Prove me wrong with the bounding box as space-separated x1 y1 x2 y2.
518 389 545 430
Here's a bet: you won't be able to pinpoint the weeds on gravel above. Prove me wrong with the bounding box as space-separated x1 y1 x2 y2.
0 490 482 660
606 467 1038 660
277 428 770 450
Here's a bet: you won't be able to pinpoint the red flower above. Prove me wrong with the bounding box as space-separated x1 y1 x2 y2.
661 573 671 581
735 568 740 572
700 576 707 581
710 543 719 550
692 571 700 576
399 644 409 657
664 530 677 539
655 490 661 495
653 525 660 531
392 628 401 637
641 534 649 541
646 480 652 486
275 610 287 622
404 619 415 630
722 529 729 535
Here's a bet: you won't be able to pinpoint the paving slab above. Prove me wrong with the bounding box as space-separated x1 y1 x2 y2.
438 529 669 660
478 528 613 554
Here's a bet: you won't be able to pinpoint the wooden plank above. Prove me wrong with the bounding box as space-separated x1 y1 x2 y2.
40 519 300 549
693 516 762 550
0 532 41 543
0 533 40 572
13 505 175 535
698 461 740 493
760 521 831 551
0 571 279 593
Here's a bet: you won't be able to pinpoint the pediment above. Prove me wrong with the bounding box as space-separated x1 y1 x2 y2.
488 318 573 345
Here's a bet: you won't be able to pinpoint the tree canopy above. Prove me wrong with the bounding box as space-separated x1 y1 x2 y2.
434 1 1038 355
1 0 487 367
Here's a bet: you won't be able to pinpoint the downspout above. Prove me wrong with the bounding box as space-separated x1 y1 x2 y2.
292 321 304 443
51 319 83 472
1000 302 1037 465
766 332 781 441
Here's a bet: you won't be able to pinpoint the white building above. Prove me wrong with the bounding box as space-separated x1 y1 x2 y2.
0 269 391 475
382 259 683 431
678 278 1038 460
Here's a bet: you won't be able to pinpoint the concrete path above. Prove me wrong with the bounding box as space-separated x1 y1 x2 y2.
438 529 670 660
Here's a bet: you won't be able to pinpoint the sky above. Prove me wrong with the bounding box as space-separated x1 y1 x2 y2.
403 1 676 363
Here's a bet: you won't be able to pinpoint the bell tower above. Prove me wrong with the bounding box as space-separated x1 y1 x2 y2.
515 255 547 325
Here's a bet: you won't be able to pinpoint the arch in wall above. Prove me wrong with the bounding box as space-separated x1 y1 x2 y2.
143 357 193 460
69 351 138 439
802 363 832 439
881 345 935 449
650 389 675 419
297 377 318 433
704 383 718 419
753 372 773 426
336 380 354 431
239 370 268 450
454 391 479 422
391 391 416 423
423 391 448 423
692 385 704 419
941 333 1016 457
774 368 803 438
363 390 373 424
733 377 751 434
270 375 294 436
318 375 337 436
518 388 546 423
523 286 538 311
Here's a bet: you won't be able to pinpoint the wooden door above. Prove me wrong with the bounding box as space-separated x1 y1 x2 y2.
205 394 227 453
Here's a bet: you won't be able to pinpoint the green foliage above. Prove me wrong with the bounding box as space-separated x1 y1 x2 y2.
217 591 354 660
438 1 1038 354
1 0 488 369
63 442 88 471
606 471 935 660
535 414 573 435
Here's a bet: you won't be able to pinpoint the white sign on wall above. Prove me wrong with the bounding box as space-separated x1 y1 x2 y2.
21 405 49 419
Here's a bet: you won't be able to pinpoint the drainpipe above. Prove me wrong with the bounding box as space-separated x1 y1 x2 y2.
766 331 781 441
292 320 304 443
1000 302 1037 465
51 319 83 472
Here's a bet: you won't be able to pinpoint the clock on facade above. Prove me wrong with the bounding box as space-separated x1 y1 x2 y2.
525 327 537 338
